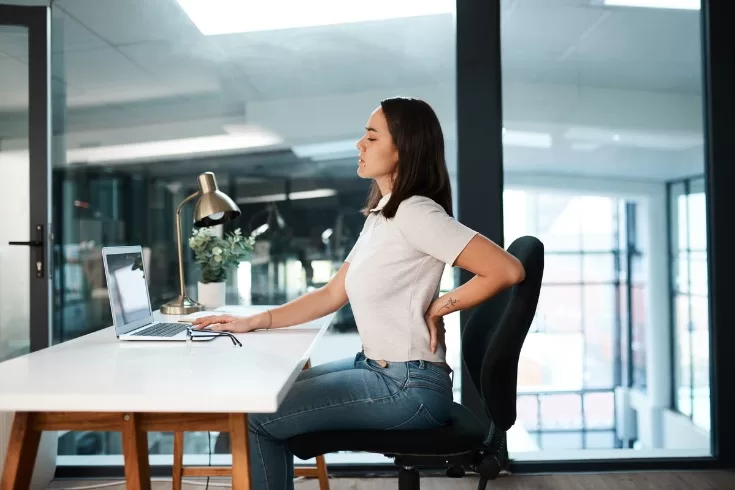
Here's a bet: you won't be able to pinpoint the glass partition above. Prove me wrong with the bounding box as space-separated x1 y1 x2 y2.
501 0 709 458
50 0 456 467
0 24 31 363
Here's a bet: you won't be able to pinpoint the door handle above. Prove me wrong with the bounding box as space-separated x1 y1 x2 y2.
7 225 46 277
8 240 43 247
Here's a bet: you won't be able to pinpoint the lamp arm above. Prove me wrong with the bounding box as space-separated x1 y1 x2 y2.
175 191 202 298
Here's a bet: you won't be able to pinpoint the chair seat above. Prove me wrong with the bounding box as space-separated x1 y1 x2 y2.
288 402 486 460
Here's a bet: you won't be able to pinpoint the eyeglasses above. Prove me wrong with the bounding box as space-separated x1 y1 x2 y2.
186 327 242 347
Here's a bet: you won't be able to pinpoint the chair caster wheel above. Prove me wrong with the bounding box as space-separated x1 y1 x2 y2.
446 464 465 478
477 454 502 481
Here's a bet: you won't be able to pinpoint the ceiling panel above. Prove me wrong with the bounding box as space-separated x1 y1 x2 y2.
60 47 150 90
118 41 237 99
571 7 699 64
503 3 609 61
216 19 448 100
56 0 200 45
501 2 702 93
58 47 189 108
52 8 108 53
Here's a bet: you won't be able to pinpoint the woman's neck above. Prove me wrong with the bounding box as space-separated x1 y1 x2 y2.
376 176 393 197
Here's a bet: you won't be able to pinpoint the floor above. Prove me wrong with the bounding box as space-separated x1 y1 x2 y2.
47 471 735 489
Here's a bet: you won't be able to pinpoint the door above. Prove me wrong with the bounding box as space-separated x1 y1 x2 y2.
0 5 55 488
0 5 51 362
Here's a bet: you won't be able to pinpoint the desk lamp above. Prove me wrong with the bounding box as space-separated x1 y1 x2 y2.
161 172 241 315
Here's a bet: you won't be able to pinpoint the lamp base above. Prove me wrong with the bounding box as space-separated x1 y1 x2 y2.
160 295 205 315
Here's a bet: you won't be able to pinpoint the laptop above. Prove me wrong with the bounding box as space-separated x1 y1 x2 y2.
102 245 193 341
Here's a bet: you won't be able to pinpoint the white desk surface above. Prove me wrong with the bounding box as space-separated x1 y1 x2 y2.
0 306 334 414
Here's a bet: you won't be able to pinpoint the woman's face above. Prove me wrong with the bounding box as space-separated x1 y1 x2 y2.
356 107 399 184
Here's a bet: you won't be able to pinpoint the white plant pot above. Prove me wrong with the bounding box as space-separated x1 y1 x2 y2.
197 281 226 310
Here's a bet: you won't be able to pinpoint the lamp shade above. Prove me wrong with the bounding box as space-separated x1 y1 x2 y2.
192 172 240 227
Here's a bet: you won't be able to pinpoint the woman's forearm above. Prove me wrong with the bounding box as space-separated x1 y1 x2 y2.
250 287 346 330
427 273 522 319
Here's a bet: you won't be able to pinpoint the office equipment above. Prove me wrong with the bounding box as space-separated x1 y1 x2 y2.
161 171 241 315
0 305 335 490
287 236 545 490
102 245 193 341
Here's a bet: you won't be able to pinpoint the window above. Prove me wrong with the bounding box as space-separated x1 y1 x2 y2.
669 177 710 430
505 189 643 449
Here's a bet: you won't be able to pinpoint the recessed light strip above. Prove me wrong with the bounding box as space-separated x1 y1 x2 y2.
176 0 454 36
603 0 699 10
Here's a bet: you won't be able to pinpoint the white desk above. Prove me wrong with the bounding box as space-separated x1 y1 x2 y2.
0 305 334 490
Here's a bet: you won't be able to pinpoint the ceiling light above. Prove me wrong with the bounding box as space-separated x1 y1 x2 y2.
602 0 699 10
503 130 553 149
571 142 602 151
67 129 282 165
292 139 357 161
177 0 454 36
237 189 338 204
564 127 703 150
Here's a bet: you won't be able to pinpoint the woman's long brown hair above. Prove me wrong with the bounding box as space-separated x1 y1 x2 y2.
362 97 453 218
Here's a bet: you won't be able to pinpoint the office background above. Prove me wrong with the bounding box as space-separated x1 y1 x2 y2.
1 0 733 477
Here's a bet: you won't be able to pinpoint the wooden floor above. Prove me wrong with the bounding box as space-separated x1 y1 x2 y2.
47 471 735 489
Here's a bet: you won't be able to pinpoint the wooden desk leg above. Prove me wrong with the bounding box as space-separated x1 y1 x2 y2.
0 412 41 490
121 413 151 490
315 454 330 489
172 431 184 490
229 413 251 490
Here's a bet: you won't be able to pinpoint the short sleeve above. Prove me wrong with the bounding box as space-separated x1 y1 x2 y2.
345 219 369 262
393 196 478 265
345 235 361 262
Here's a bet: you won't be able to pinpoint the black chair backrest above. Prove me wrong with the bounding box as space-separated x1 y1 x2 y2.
460 235 544 431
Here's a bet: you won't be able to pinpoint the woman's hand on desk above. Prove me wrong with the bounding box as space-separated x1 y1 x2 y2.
190 315 257 333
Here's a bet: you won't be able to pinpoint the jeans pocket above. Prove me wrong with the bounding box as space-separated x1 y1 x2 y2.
408 372 453 398
384 404 442 431
417 404 444 427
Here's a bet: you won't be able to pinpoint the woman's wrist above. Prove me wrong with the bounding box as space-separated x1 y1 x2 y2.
429 294 460 318
253 310 273 330
427 300 442 319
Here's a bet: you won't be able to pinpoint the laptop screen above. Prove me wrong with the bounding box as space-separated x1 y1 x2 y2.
103 248 153 334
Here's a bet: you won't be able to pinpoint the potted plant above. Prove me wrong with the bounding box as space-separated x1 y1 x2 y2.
189 227 254 309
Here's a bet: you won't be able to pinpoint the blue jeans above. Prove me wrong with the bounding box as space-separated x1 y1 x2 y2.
247 351 454 489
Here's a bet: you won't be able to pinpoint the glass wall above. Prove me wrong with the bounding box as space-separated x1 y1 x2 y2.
669 176 709 430
501 1 709 457
505 189 644 451
0 24 31 363
50 0 456 466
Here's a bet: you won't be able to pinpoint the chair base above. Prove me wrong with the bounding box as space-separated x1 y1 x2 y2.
389 447 503 490
398 466 419 490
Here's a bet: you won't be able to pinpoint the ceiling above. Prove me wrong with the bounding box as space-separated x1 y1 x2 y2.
0 0 706 182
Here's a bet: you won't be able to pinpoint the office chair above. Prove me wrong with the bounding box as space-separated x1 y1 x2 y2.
287 235 545 490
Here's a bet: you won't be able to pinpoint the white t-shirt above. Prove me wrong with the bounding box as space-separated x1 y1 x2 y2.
344 193 478 362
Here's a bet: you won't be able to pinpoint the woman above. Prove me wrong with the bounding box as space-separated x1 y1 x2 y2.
192 97 525 489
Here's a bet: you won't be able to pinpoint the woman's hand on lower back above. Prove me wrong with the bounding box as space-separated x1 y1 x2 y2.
190 314 258 333
424 313 446 354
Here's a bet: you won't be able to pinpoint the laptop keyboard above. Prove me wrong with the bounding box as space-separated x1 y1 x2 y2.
132 322 189 337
